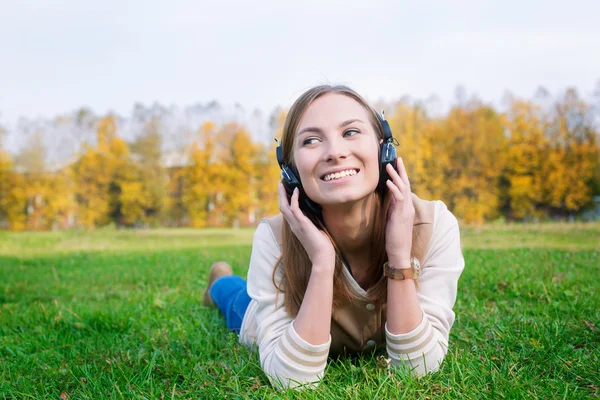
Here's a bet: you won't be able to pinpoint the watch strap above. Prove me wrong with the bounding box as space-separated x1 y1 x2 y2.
383 256 421 280
383 261 415 280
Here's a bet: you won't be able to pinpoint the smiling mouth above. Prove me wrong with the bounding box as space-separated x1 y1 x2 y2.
321 169 360 182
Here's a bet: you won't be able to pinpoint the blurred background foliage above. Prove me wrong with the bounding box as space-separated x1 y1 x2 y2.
1 85 599 230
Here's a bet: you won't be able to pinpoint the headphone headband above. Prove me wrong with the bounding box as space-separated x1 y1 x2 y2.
376 110 393 142
275 138 285 168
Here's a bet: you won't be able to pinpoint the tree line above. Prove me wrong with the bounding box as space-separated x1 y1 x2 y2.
0 87 599 230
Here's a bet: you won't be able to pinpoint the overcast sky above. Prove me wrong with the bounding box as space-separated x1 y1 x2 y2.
1 0 599 126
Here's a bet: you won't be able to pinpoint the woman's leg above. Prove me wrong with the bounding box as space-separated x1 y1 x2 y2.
209 275 251 333
203 261 233 307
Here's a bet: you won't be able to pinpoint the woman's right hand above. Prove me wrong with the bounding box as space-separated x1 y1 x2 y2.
278 182 336 270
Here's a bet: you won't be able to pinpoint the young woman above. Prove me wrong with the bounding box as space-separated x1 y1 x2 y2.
203 85 464 389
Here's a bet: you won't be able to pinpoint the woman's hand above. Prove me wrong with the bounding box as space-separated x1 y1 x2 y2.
384 157 415 266
278 182 336 269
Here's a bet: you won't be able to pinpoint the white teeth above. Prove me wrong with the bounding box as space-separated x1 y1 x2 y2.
323 169 357 181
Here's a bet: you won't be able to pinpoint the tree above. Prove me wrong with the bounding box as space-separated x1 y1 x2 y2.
72 115 136 228
130 117 167 226
254 142 281 220
543 88 599 216
43 169 76 230
426 101 508 224
214 123 258 226
14 129 50 230
388 102 432 196
0 125 26 230
503 99 547 220
72 144 112 228
182 122 218 227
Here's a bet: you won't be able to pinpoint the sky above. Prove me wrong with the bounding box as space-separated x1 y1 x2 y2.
1 0 600 126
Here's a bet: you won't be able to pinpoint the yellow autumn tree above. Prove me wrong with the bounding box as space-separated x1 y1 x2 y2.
72 115 140 228
213 123 257 226
130 117 167 226
12 130 55 230
182 121 218 228
427 101 508 224
164 164 186 227
388 103 435 197
252 110 285 221
254 142 281 220
503 99 548 220
72 144 112 228
0 127 27 230
42 169 76 230
11 127 77 231
117 174 148 226
542 88 599 215
0 126 10 224
108 128 149 226
0 170 26 231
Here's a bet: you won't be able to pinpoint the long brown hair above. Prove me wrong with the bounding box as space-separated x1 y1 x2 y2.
273 84 390 316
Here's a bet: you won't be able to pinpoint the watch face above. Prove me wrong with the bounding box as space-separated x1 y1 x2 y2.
412 257 421 279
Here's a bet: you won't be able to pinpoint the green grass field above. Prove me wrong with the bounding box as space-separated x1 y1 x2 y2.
1 222 599 399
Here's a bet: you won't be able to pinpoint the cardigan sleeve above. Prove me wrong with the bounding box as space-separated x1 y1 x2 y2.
246 220 331 390
384 201 465 375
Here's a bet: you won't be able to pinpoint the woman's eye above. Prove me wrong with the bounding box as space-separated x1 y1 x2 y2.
343 129 360 138
302 137 320 146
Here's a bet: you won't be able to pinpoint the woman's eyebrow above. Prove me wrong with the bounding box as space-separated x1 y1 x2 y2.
297 126 323 136
339 118 365 128
297 119 366 136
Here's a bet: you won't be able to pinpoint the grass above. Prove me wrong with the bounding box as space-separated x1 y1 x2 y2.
1 222 599 398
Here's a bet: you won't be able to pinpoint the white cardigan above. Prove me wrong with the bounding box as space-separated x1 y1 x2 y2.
239 200 464 389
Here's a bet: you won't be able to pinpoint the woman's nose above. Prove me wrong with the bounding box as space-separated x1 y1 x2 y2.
324 137 350 162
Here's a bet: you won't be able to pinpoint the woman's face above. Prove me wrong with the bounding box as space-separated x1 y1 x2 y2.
293 93 381 207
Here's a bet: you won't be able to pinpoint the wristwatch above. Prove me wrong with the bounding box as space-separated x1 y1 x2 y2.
383 257 421 280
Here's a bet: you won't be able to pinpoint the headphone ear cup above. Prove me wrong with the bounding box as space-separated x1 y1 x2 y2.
379 142 397 191
281 164 323 225
281 165 300 197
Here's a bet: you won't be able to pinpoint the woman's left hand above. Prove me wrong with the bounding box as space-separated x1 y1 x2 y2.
384 157 415 266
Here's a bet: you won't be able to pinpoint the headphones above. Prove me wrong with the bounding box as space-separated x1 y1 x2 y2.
276 110 397 226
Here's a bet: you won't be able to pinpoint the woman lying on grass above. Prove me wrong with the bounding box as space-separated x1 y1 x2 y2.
203 84 465 390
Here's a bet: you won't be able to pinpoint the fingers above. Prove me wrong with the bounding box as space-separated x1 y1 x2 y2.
385 178 404 202
288 186 305 222
277 182 289 211
278 182 310 228
278 182 295 221
396 157 411 187
386 163 405 192
386 158 413 210
386 158 411 187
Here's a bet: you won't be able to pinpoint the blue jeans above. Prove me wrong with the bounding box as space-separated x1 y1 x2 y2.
208 275 252 333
